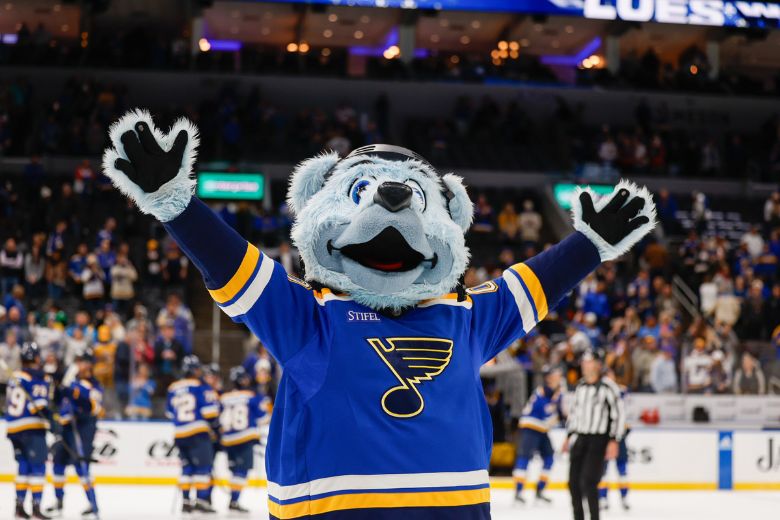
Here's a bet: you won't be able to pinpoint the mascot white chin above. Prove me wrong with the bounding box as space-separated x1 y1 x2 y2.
103 109 655 520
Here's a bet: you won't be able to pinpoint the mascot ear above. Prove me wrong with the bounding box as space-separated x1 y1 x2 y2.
287 151 341 214
442 174 473 233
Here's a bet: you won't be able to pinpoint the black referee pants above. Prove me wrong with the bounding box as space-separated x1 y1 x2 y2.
568 433 610 520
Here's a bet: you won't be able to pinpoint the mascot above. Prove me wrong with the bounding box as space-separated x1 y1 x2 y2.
102 110 655 520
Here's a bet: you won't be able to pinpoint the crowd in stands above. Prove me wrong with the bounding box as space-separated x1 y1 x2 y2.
0 148 778 424
2 73 780 180
2 21 780 98
480 189 780 409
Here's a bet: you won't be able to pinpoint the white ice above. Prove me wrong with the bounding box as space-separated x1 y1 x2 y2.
3 484 778 519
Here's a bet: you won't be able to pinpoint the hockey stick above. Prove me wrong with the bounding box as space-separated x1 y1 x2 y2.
64 396 101 520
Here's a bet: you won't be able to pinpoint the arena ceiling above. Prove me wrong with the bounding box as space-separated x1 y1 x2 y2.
0 0 779 73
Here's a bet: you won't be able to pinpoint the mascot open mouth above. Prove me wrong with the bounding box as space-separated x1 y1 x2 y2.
329 227 436 273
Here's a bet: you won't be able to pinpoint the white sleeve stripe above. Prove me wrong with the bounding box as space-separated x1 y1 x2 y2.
502 270 535 333
220 253 274 318
268 470 490 501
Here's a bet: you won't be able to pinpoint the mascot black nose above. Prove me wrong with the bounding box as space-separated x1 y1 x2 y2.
374 182 413 213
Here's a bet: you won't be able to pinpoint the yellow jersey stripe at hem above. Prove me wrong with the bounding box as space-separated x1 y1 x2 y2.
510 263 548 320
268 488 490 519
209 242 261 304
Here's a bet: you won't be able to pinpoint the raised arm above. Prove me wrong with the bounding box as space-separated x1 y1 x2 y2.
102 110 323 364
473 181 656 361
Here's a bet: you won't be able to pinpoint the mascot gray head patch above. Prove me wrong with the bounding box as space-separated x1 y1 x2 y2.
288 145 473 311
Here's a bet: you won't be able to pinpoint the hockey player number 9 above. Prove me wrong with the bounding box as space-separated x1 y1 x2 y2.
6 386 26 416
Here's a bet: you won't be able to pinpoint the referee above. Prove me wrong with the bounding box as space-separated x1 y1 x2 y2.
562 349 626 520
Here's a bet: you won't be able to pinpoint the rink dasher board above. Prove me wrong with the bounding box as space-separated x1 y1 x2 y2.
1 420 779 490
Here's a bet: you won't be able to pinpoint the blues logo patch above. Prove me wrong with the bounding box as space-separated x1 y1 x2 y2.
366 337 453 418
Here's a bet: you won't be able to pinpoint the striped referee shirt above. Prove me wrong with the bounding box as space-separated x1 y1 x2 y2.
566 377 626 441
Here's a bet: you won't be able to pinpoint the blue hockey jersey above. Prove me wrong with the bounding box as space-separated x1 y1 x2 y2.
58 377 104 426
166 378 220 439
519 385 565 433
165 197 601 519
219 389 270 447
5 369 50 435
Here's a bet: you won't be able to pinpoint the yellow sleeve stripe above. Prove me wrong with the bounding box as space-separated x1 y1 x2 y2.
268 488 490 519
209 243 261 304
510 263 548 321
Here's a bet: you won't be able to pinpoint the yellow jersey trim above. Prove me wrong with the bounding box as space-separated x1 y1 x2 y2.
268 488 490 519
209 242 260 304
510 263 548 320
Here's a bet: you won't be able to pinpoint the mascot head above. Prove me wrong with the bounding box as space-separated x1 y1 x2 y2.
288 145 474 311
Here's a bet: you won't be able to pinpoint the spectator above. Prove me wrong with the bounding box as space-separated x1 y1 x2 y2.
94 325 117 389
46 250 67 300
598 134 618 166
161 244 189 293
632 335 659 392
274 241 300 276
733 353 765 395
126 363 156 420
741 225 765 259
472 194 494 233
114 334 132 417
518 200 542 245
683 338 712 394
154 321 184 391
24 243 46 303
110 253 138 317
68 243 89 289
62 326 89 367
74 159 95 195
497 203 520 241
81 254 106 313
156 294 194 352
0 238 23 297
710 350 731 394
0 329 21 399
650 346 678 393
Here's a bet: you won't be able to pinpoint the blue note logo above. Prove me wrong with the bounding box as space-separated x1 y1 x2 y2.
366 337 453 419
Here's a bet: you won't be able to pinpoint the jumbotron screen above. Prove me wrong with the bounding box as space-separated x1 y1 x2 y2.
258 0 780 28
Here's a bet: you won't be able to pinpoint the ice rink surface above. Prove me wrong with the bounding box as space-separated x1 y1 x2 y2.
4 484 780 519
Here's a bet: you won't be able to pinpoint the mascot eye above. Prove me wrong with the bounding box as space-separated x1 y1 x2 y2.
350 179 371 205
406 181 426 209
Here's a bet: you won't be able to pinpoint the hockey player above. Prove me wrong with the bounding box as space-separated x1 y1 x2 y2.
513 365 565 504
219 366 271 513
167 355 220 514
5 342 51 520
599 369 630 511
47 349 103 519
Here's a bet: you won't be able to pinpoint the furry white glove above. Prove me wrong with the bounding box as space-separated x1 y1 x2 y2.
571 180 657 262
102 109 200 222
